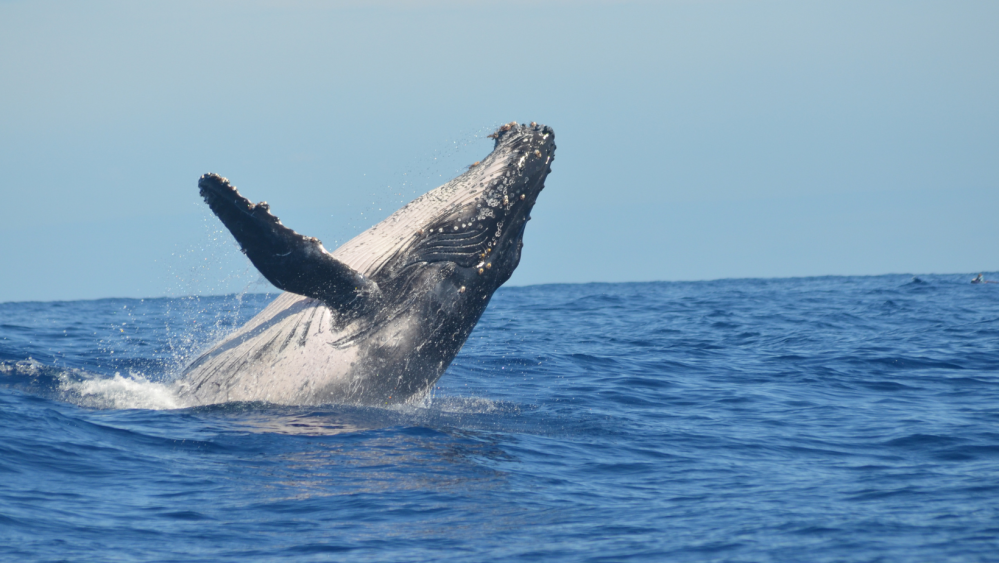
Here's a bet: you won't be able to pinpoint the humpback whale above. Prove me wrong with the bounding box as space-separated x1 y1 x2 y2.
177 122 555 406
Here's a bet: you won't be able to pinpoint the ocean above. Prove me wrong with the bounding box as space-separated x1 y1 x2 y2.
1 275 998 562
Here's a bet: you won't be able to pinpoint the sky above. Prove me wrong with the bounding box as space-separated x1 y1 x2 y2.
1 0 996 302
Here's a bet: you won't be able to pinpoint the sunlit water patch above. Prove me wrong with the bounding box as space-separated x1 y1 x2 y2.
2 275 999 561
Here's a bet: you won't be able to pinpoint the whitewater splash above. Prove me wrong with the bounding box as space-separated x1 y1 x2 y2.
0 359 182 410
0 358 509 417
65 373 182 410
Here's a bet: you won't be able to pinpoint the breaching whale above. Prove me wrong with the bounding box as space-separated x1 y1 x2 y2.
177 122 555 406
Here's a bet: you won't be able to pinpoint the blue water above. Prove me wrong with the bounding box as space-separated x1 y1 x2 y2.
2 275 999 561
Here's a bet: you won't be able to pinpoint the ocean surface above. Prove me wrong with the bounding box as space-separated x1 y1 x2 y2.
2 275 999 562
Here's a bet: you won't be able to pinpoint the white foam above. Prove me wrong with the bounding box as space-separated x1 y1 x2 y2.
61 373 184 410
418 395 505 414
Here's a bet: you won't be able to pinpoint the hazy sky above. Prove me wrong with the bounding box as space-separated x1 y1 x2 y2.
1 0 996 302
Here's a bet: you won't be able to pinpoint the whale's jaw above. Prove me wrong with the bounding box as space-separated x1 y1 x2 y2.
178 122 555 407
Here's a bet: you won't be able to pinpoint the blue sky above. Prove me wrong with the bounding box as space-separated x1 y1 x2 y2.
1 0 996 302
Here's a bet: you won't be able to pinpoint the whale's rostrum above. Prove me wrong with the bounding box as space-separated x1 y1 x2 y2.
177 122 555 406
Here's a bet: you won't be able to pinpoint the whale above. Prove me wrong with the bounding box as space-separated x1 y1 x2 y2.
176 122 555 406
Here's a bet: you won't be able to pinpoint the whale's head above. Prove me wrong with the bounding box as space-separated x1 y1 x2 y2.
332 122 555 298
411 122 554 293
448 121 555 287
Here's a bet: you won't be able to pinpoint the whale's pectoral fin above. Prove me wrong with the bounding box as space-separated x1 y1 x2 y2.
198 173 380 314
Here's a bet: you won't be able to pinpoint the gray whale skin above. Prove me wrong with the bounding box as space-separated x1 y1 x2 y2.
177 122 555 407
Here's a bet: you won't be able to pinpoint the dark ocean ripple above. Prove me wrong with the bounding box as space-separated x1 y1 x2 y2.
2 274 999 561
